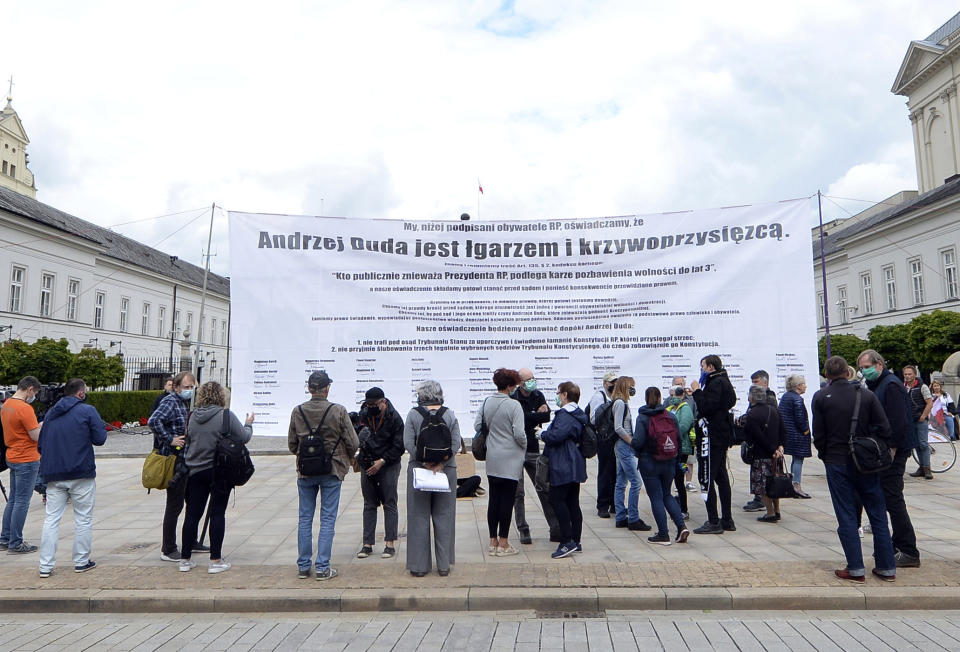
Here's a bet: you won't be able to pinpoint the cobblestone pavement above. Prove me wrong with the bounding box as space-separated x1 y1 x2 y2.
2 610 960 651
3 451 960 590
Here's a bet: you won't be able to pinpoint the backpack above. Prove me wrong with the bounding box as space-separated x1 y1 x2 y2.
648 411 679 461
415 406 453 464
666 403 694 456
213 409 255 489
297 404 341 476
593 399 617 442
579 421 598 459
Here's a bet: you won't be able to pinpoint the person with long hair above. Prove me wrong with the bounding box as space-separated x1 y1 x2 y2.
611 376 651 531
540 382 587 558
178 382 254 574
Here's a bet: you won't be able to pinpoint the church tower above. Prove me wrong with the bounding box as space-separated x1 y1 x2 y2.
0 81 38 199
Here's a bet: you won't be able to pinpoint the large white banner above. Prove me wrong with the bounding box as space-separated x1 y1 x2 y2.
229 200 818 435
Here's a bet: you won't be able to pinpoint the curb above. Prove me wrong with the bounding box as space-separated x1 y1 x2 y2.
95 450 290 459
1 586 957 613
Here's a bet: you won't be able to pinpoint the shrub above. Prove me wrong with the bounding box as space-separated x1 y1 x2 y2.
85 391 163 423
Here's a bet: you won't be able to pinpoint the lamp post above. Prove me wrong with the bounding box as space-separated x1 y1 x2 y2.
197 350 206 385
209 354 218 383
109 340 123 357
84 338 98 349
0 325 12 341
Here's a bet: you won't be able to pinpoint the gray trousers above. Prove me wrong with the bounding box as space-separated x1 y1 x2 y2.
514 450 561 535
360 461 400 545
406 464 457 573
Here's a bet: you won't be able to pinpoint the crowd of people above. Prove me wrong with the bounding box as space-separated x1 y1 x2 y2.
1 348 955 583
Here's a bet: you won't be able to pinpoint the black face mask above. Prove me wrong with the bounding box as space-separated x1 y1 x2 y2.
628 387 636 397
605 384 615 393
366 404 381 416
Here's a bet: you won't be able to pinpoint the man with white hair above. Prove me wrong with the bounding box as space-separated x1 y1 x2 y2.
588 372 619 518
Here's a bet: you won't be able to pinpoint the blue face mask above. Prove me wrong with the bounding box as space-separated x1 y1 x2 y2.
180 389 194 400
555 395 562 407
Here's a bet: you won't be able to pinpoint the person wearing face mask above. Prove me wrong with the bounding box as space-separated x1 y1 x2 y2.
36 378 107 576
611 376 651 531
355 387 405 560
509 368 561 544
903 365 934 480
147 370 197 562
856 349 920 569
0 376 43 554
587 372 619 518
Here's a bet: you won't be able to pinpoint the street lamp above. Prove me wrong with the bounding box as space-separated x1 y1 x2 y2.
197 350 207 385
109 340 123 356
84 338 98 349
0 325 13 340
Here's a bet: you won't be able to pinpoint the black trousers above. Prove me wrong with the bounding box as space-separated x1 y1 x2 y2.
457 475 481 498
596 437 617 512
857 450 919 558
705 446 732 523
487 476 518 538
162 474 187 555
548 482 583 544
181 468 230 560
673 455 689 513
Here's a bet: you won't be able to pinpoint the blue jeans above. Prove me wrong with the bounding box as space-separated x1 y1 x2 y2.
946 414 956 440
824 461 895 576
297 475 342 572
915 421 930 467
638 457 685 537
791 456 805 484
1 460 40 549
614 440 642 522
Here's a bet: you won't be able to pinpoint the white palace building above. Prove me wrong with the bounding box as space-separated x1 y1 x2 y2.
0 93 230 387
814 12 960 343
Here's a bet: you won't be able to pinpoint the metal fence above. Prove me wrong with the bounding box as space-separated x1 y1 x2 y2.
110 355 193 392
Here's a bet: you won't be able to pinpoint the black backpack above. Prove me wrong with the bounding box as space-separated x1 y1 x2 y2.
415 406 453 464
297 405 341 476
593 398 617 441
213 409 255 489
579 421 598 458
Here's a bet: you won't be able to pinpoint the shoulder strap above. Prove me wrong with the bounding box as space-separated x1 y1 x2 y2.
220 408 230 436
298 404 334 437
848 385 862 444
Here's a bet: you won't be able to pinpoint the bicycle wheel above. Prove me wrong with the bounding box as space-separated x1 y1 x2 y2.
927 431 957 473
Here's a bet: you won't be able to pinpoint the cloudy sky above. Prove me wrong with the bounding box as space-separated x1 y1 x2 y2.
4 0 957 275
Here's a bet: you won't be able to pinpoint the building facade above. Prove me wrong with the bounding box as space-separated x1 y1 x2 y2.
814 12 960 344
0 97 230 387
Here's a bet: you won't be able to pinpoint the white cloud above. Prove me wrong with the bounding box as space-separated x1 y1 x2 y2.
3 0 957 274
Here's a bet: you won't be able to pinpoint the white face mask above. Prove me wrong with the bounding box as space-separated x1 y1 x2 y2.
26 394 36 404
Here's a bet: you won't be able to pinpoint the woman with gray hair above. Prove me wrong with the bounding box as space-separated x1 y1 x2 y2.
779 374 812 498
404 380 461 577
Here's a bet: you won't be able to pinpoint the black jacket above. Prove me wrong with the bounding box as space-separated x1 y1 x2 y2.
510 387 551 453
812 379 892 466
743 402 785 458
865 369 912 450
692 368 737 446
357 399 405 467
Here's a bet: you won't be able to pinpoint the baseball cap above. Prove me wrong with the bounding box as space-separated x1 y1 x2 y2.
603 372 619 382
308 371 332 389
365 386 385 402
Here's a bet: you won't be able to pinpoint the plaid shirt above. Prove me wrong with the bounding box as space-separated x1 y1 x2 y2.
147 392 188 456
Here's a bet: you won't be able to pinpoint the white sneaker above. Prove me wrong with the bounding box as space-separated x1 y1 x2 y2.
858 527 864 539
208 559 232 574
685 482 697 492
178 559 197 572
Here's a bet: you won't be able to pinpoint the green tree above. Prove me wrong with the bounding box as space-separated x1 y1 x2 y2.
0 339 31 385
68 348 127 390
818 333 869 370
867 323 915 370
906 309 960 373
5 338 73 384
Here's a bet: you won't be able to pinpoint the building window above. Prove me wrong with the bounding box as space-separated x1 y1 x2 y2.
221 320 227 345
909 258 924 306
174 309 181 337
39 273 54 318
141 302 151 335
837 286 848 325
211 318 217 344
9 164 14 176
67 278 80 321
817 292 825 328
942 249 959 300
199 316 205 343
158 306 166 337
9 265 25 313
119 297 130 332
860 272 873 315
186 312 193 338
883 265 897 311
1 161 7 175
94 292 105 329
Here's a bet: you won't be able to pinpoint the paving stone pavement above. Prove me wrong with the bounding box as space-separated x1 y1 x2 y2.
3 448 960 591
2 610 960 651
